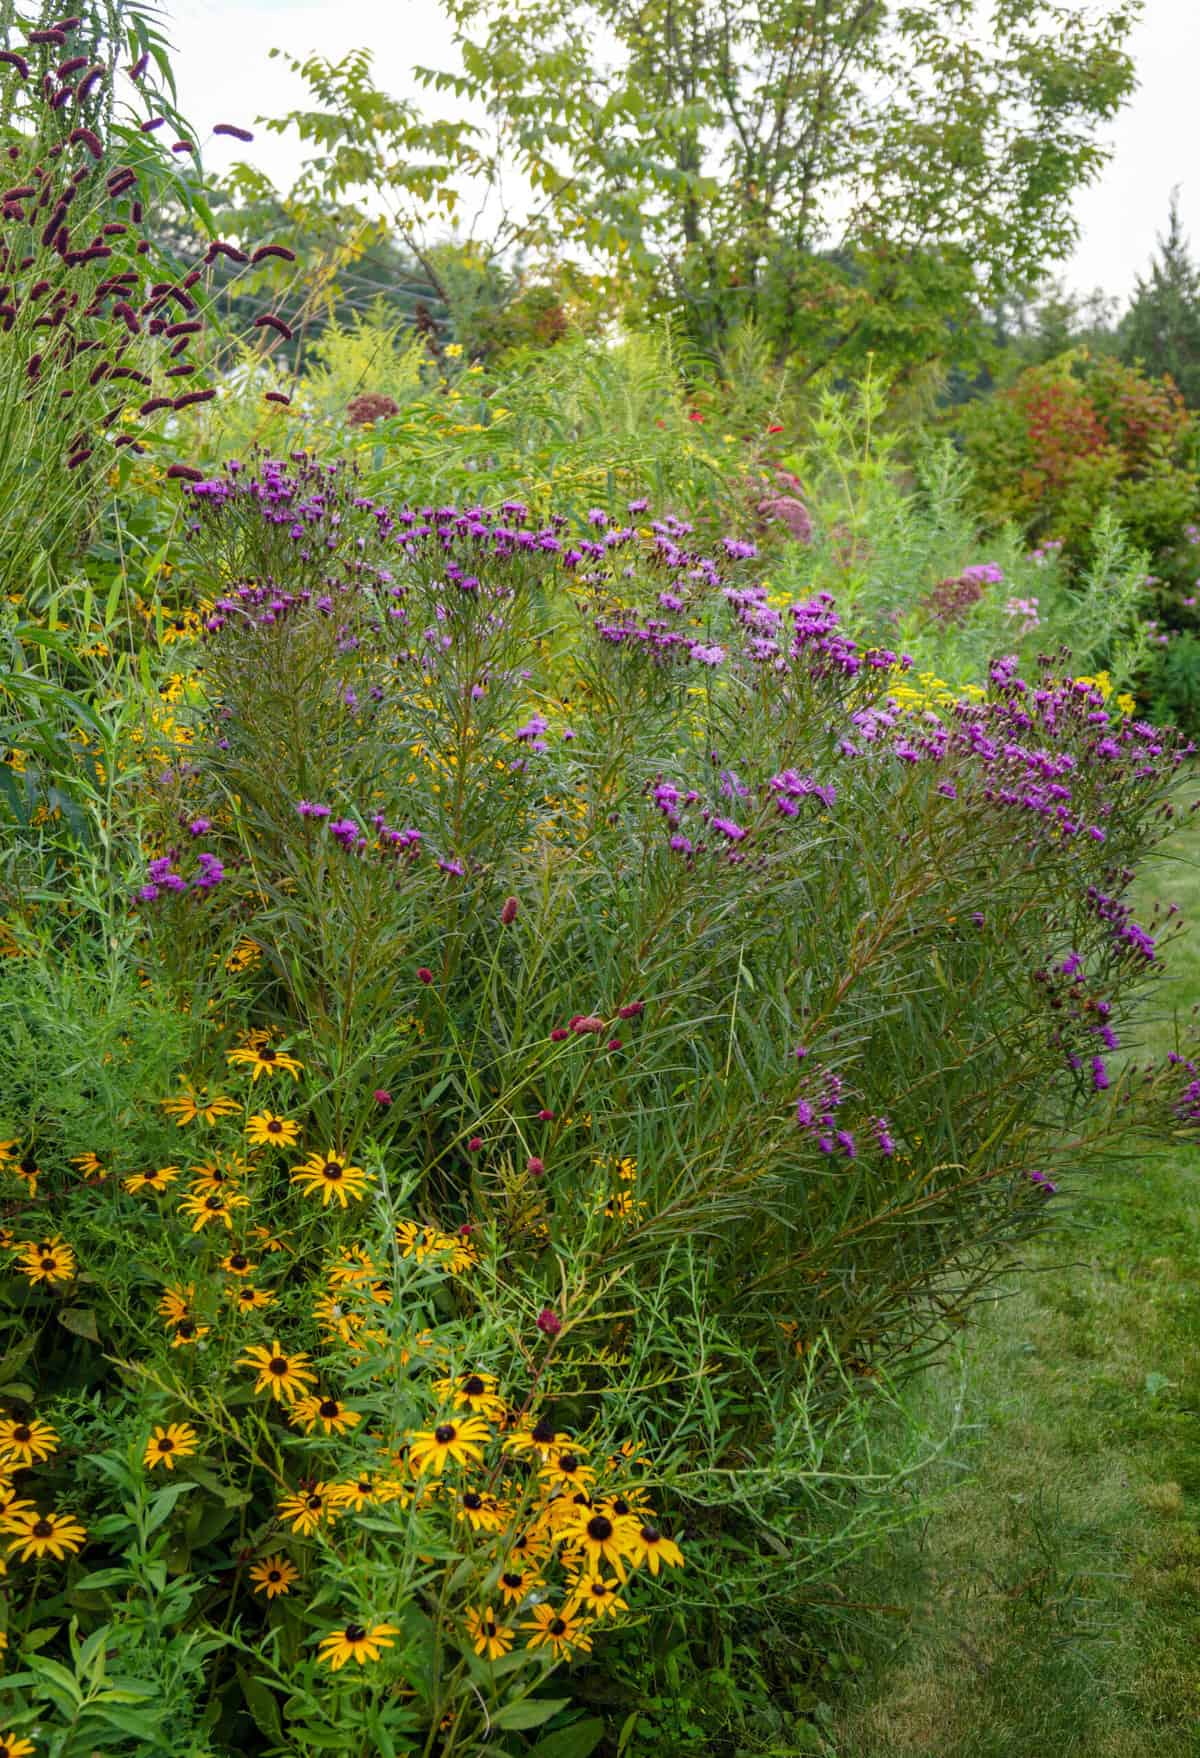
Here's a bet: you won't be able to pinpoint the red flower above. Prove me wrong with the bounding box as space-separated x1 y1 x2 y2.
417 966 433 985
537 1307 562 1337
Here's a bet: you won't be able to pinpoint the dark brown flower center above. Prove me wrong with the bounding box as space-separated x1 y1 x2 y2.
259 1048 277 1062
463 1374 486 1397
587 1514 614 1543
640 1524 661 1544
177 1321 196 1339
557 1452 579 1473
549 1617 566 1636
531 1418 556 1444
229 1254 248 1270
611 1496 631 1516
306 1494 323 1510
322 1161 343 1179
463 1491 483 1510
268 1356 289 1375
39 1257 55 1271
12 1426 31 1444
157 1437 175 1452
434 1423 455 1443
319 1399 340 1418
268 1569 282 1582
32 1518 53 1538
502 1571 522 1588
266 1119 282 1134
205 1194 223 1210
344 1623 366 1643
19 1160 36 1176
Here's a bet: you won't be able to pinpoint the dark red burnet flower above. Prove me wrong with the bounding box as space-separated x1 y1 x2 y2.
536 1307 562 1338
416 966 433 985
500 895 519 925
467 1136 483 1153
373 1089 392 1107
527 1156 545 1178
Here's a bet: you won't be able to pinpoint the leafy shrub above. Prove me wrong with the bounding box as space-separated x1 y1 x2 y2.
3 457 1195 1751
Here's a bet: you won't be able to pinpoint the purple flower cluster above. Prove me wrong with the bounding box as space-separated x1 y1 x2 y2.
135 849 225 903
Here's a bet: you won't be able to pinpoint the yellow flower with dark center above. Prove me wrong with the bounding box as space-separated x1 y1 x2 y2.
503 1416 572 1459
177 1188 250 1232
561 1504 641 1578
432 1370 506 1423
0 1417 58 1467
277 1483 333 1534
239 1341 318 1403
497 1564 540 1605
225 937 263 974
407 1416 490 1476
522 1602 592 1657
144 1423 198 1471
312 1293 364 1345
394 1219 441 1262
249 1553 298 1597
158 1283 195 1325
326 1245 378 1286
0 1731 35 1758
567 1571 629 1619
464 1605 514 1660
123 1165 180 1195
2 1505 86 1561
70 1151 106 1179
170 1316 210 1348
250 1225 288 1254
627 1521 684 1574
229 1284 274 1312
246 1111 300 1150
16 1236 75 1286
290 1151 371 1208
455 1488 508 1532
188 1158 246 1194
537 1447 595 1493
160 1082 239 1126
227 1044 304 1081
9 1156 38 1195
220 1250 256 1277
328 1475 377 1512
317 1621 400 1671
290 1395 361 1436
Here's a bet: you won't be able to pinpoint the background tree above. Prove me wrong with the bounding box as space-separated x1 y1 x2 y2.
1119 189 1200 407
415 0 1139 376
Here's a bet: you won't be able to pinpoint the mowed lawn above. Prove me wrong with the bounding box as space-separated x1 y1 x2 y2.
830 809 1200 1758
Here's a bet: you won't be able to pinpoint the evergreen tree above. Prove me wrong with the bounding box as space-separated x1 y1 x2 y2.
1120 190 1200 406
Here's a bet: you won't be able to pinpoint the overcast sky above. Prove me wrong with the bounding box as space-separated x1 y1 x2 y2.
167 0 1199 310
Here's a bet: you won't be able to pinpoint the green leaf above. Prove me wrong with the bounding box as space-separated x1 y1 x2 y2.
58 1307 100 1343
530 1717 606 1758
237 1666 283 1742
144 1482 196 1535
493 1696 571 1731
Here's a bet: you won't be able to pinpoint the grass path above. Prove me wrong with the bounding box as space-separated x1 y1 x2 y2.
828 819 1200 1758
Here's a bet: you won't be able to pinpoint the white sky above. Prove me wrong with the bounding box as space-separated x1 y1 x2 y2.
166 0 1199 311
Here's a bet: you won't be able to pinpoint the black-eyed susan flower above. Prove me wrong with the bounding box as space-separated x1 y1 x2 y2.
3 1505 86 1561
503 1416 571 1459
227 1044 304 1081
178 1188 250 1232
7 1156 38 1196
0 1417 58 1468
290 1151 371 1208
394 1219 441 1262
507 1527 552 1566
250 1225 288 1254
326 1245 378 1286
246 1112 300 1149
538 1448 595 1493
188 1158 246 1193
522 1603 592 1658
225 937 262 974
497 1564 540 1606
561 1505 641 1578
169 1318 210 1348
70 1151 106 1180
627 1522 684 1574
567 1571 629 1620
277 1484 333 1535
316 1621 400 1671
16 1236 75 1286
0 1731 35 1758
328 1474 377 1513
432 1370 506 1423
249 1553 298 1597
312 1294 365 1346
144 1423 198 1471
160 1082 239 1126
290 1395 361 1436
407 1416 490 1476
464 1605 514 1661
455 1488 507 1533
123 1165 180 1195
220 1250 256 1277
228 1284 274 1313
238 1341 317 1403
158 1283 195 1325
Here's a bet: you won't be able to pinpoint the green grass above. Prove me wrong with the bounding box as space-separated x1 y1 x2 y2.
828 815 1200 1758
